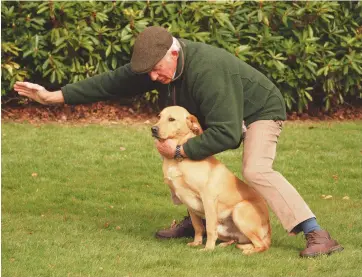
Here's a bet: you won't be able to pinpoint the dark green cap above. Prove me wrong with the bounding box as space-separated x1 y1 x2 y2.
130 26 173 73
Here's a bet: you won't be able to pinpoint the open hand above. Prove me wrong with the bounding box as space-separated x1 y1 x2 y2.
14 81 50 104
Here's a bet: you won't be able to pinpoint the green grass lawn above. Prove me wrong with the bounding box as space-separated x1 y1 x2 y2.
2 120 362 277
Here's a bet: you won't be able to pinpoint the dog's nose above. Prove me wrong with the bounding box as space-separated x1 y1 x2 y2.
151 126 159 136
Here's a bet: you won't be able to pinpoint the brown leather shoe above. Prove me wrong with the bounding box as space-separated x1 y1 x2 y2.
155 216 196 239
300 230 344 257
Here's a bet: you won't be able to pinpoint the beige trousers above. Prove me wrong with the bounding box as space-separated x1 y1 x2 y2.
242 120 315 233
170 120 315 233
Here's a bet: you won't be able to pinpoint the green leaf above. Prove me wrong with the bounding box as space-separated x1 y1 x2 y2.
257 9 263 22
42 59 50 70
308 25 314 38
343 65 349 75
55 37 66 46
106 45 111 57
37 6 49 14
274 60 286 71
95 12 109 22
316 67 326 76
134 20 149 31
324 66 329 76
325 97 331 111
121 34 133 42
113 45 121 52
111 56 117 70
43 68 53 77
338 93 344 104
23 50 33 58
35 35 39 49
282 13 289 27
50 71 56 83
155 6 163 15
296 8 305 16
304 90 313 101
351 62 362 74
56 70 62 83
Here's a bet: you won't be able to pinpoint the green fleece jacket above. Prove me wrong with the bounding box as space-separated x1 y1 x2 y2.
62 39 286 160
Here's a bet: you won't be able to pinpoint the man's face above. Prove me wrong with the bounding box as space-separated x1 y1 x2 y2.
148 51 178 84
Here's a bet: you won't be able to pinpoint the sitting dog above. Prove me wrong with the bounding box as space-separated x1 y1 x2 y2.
152 106 271 254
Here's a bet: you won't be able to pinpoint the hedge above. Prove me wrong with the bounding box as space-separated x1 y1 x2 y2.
1 1 362 112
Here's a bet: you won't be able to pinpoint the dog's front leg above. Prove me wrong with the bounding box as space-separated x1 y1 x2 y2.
201 194 218 251
187 210 205 247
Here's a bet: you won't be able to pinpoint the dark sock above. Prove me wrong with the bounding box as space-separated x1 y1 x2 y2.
298 217 321 235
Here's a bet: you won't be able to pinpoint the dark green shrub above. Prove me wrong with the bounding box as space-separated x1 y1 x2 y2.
1 1 361 112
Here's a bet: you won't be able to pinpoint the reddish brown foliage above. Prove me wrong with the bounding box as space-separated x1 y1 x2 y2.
2 101 362 124
287 105 362 121
1 102 157 124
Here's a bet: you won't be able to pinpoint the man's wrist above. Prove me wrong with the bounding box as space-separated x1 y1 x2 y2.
174 145 188 161
174 145 184 161
45 90 65 104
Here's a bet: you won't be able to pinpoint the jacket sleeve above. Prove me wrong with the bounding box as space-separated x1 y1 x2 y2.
183 71 244 160
61 63 156 104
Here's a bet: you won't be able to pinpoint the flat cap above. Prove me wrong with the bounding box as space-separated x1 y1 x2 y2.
130 26 173 73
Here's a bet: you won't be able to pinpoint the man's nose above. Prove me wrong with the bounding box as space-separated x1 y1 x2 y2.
151 126 159 135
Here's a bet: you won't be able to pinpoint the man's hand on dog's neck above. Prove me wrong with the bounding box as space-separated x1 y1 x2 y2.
155 139 187 160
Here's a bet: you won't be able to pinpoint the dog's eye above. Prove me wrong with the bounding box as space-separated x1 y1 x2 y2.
168 117 175 122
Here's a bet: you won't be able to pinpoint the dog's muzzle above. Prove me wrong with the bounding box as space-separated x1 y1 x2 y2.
151 126 159 138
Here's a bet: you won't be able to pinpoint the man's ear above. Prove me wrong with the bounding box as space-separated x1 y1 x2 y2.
171 50 179 60
186 115 203 135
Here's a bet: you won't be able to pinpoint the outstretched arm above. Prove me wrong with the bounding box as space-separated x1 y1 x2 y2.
14 64 157 105
13 82 64 105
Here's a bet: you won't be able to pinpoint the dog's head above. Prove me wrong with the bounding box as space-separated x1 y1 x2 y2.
151 106 202 143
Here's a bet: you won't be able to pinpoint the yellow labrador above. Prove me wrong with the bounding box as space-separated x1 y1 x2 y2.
152 106 271 254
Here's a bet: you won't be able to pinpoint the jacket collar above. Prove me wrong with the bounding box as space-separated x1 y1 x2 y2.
172 39 186 82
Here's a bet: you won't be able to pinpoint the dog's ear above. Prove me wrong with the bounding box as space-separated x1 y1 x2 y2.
186 115 203 135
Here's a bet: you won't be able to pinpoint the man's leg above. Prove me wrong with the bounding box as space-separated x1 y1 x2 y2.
242 120 343 257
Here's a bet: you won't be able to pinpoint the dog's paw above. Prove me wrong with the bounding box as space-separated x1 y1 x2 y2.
236 243 256 255
187 241 203 247
218 240 236 248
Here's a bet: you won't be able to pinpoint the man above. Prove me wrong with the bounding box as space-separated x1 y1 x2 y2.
14 26 343 257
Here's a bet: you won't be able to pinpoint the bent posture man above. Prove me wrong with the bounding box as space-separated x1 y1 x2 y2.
14 26 343 257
